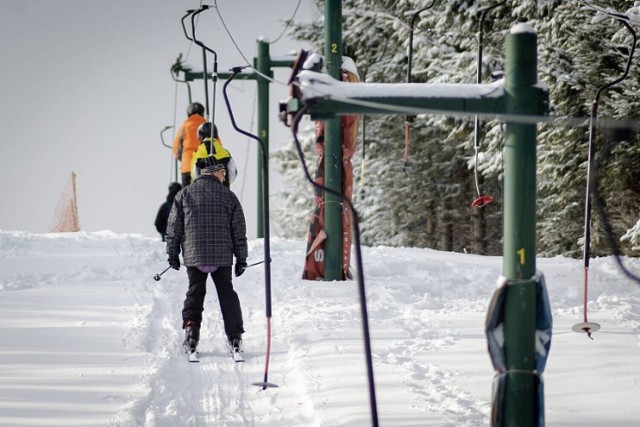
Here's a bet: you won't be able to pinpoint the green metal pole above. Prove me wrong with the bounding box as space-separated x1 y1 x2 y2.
256 39 271 239
502 24 539 426
324 0 343 281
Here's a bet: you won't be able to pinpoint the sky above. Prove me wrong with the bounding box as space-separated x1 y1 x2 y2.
0 0 316 239
0 230 639 426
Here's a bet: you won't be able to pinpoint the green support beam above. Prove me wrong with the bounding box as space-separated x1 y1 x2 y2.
301 86 506 119
324 0 344 281
284 23 548 426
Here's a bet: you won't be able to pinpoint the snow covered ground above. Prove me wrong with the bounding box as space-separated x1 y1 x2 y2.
0 230 638 426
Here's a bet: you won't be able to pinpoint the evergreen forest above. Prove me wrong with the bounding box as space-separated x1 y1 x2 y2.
272 0 640 258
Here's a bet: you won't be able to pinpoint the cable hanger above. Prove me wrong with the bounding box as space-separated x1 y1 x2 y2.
290 100 380 427
180 8 212 123
222 65 276 391
170 53 193 103
573 14 637 339
403 1 435 169
190 6 219 136
471 1 506 209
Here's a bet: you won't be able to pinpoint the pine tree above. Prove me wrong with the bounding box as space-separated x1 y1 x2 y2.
531 0 640 257
281 0 640 258
271 124 317 239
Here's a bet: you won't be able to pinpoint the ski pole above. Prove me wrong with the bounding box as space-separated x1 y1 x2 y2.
153 266 172 281
246 259 268 269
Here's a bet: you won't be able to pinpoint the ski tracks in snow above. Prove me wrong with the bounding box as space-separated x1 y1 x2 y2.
114 264 255 426
114 241 314 426
361 248 496 425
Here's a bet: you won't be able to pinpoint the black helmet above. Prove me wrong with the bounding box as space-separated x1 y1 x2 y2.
197 122 219 141
168 182 182 193
186 102 205 117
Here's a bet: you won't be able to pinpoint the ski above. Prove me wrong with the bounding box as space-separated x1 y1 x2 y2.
231 348 244 363
183 344 200 363
227 340 244 363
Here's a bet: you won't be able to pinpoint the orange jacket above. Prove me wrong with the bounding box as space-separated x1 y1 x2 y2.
172 114 207 173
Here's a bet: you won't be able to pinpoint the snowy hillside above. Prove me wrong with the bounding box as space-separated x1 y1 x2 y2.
0 231 638 426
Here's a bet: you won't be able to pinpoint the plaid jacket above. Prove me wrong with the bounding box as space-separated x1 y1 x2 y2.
165 175 247 267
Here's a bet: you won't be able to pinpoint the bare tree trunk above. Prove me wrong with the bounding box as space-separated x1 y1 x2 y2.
441 198 453 252
471 206 485 254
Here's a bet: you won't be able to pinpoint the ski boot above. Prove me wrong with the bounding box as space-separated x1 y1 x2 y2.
183 320 200 353
227 335 244 362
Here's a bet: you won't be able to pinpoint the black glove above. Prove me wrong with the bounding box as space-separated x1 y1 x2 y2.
168 255 180 270
235 260 247 277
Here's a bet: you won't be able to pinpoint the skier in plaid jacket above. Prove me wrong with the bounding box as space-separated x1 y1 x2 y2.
165 156 248 351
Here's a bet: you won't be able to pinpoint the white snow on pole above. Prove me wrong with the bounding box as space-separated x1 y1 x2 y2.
297 70 504 101
510 23 535 34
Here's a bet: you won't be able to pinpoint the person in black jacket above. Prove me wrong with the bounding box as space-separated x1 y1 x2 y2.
165 157 248 355
154 182 182 241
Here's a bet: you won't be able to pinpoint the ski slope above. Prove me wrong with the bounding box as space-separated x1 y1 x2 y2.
0 230 638 426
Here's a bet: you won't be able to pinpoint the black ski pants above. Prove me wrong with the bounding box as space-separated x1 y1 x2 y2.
181 172 191 187
182 266 244 341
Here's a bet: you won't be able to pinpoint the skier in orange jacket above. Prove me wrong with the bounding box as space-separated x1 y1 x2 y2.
173 102 207 187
